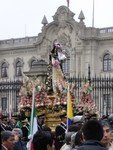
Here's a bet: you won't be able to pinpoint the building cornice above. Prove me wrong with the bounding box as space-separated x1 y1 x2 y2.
0 44 36 51
81 36 113 41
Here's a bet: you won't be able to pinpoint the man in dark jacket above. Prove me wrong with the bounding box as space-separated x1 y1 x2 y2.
55 113 67 150
1 131 15 150
100 120 111 149
32 130 53 150
75 120 107 150
21 118 30 143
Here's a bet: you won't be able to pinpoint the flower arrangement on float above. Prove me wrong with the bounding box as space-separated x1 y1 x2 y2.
18 76 75 113
18 77 52 110
74 80 99 119
18 74 99 119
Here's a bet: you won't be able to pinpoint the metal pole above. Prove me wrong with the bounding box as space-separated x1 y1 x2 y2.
88 64 91 84
92 0 95 27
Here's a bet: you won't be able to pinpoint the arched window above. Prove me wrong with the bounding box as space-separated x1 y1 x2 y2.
1 62 8 78
15 61 22 76
103 53 111 71
31 60 37 68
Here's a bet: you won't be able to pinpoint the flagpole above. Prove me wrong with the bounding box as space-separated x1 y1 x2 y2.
25 24 27 37
67 0 70 8
92 0 95 27
67 83 73 132
67 84 69 131
27 86 38 150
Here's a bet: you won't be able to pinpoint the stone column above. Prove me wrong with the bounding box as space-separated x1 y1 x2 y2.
89 41 98 76
70 48 76 77
76 44 82 76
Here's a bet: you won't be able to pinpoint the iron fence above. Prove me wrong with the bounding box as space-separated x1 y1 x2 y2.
0 80 22 115
0 77 113 116
68 76 113 116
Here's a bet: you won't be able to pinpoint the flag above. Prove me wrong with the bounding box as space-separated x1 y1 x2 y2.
67 0 70 7
27 87 38 150
29 105 37 137
67 85 73 130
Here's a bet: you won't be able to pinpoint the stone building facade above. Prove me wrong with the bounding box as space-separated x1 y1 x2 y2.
0 6 113 114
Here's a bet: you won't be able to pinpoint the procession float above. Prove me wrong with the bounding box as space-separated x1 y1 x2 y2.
18 41 99 131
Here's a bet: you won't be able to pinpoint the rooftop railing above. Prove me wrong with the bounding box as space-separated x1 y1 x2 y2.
99 27 113 34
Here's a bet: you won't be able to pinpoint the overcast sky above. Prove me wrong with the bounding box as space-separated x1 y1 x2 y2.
0 0 113 40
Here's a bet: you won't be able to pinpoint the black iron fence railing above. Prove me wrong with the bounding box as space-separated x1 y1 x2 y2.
68 76 113 116
0 77 113 116
0 80 22 115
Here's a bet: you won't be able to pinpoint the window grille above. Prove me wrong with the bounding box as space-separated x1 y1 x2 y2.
16 61 22 76
1 62 8 78
1 97 7 111
103 53 111 71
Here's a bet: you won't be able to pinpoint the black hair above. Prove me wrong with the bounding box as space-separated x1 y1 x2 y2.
82 120 103 141
68 124 80 132
32 131 53 150
100 120 110 128
1 131 14 142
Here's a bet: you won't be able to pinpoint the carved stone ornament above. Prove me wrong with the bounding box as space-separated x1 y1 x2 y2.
58 33 71 48
53 6 75 23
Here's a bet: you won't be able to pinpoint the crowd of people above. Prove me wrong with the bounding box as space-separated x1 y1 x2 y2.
1 113 113 150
